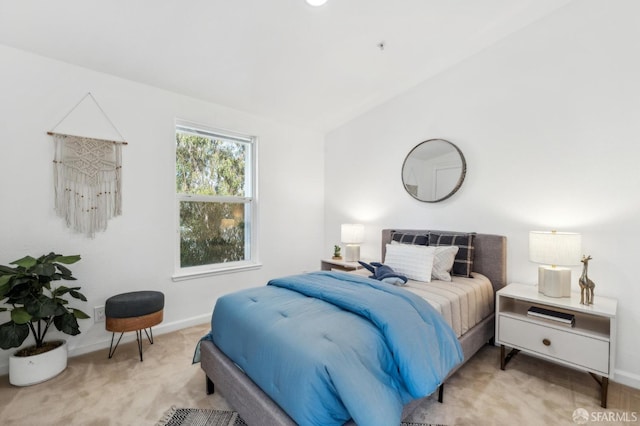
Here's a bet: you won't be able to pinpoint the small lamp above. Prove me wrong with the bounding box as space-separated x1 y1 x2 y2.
529 231 582 297
341 224 364 262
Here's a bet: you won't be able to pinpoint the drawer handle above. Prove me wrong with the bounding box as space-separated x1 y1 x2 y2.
542 338 551 346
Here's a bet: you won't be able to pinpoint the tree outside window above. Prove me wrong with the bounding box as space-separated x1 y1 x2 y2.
176 123 255 271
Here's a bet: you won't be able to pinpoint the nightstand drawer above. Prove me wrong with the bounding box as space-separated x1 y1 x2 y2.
499 315 609 374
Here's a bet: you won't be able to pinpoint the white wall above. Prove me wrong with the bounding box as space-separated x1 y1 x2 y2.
0 45 325 372
325 0 640 389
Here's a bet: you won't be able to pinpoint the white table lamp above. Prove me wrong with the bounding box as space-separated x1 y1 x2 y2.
341 224 364 262
529 231 582 297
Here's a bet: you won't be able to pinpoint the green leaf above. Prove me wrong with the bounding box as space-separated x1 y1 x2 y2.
10 307 32 324
53 312 80 336
0 275 12 298
0 264 18 274
53 286 71 296
55 263 71 274
25 296 58 319
69 289 87 302
54 303 68 316
73 309 90 319
53 255 81 265
0 321 30 349
42 253 58 263
33 263 56 277
11 256 37 270
12 276 34 286
54 263 75 280
5 282 31 303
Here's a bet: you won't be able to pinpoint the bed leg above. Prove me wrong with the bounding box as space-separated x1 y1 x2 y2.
438 384 444 403
206 376 215 395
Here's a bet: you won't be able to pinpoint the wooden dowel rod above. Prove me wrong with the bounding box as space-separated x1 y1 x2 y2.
46 131 128 145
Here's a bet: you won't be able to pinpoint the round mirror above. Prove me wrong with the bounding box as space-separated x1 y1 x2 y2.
401 139 466 202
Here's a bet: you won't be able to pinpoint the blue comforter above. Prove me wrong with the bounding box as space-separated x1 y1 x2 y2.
207 271 463 426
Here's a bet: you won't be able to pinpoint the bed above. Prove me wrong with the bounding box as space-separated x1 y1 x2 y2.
198 229 507 426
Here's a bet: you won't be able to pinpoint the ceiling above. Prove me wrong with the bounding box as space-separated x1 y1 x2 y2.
0 0 571 131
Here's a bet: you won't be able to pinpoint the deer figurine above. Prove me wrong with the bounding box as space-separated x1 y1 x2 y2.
579 255 595 305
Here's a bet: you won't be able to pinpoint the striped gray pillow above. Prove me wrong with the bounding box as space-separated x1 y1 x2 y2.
431 246 459 281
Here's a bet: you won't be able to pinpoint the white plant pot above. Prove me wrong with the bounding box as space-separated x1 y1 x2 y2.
9 340 68 386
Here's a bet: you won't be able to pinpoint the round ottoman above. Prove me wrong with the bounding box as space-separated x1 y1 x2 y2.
105 291 164 361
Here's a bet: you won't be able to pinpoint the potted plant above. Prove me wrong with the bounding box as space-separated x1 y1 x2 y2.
332 245 342 260
0 252 89 386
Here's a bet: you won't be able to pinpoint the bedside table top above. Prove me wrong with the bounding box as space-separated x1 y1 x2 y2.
321 258 363 268
498 283 617 317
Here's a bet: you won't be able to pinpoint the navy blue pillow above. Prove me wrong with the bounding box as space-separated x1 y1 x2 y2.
428 232 476 277
390 231 429 246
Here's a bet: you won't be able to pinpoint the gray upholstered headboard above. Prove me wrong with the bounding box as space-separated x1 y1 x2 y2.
381 229 507 292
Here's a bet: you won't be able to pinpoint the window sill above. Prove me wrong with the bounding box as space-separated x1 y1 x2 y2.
172 262 263 282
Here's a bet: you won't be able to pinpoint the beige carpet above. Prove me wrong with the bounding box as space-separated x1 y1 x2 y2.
0 323 638 425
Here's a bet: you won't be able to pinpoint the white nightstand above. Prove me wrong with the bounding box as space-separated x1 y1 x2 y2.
496 283 617 408
320 258 363 272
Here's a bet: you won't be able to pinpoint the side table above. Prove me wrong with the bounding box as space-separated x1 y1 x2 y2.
496 283 617 408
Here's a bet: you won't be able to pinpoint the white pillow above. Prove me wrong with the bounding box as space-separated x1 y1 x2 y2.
431 246 459 282
384 243 435 282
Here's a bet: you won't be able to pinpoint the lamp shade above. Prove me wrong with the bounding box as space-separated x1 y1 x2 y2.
529 231 582 266
341 224 364 244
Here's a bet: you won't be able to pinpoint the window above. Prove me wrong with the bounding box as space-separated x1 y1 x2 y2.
175 121 258 278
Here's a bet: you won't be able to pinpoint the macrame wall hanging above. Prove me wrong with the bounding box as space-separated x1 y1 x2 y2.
48 93 128 237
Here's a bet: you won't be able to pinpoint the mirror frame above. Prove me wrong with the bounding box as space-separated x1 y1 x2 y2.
401 139 467 203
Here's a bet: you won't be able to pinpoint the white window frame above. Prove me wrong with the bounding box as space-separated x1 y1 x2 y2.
172 120 260 281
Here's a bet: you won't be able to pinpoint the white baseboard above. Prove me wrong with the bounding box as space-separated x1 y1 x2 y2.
68 313 211 358
0 313 211 376
4 315 639 393
613 368 640 390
